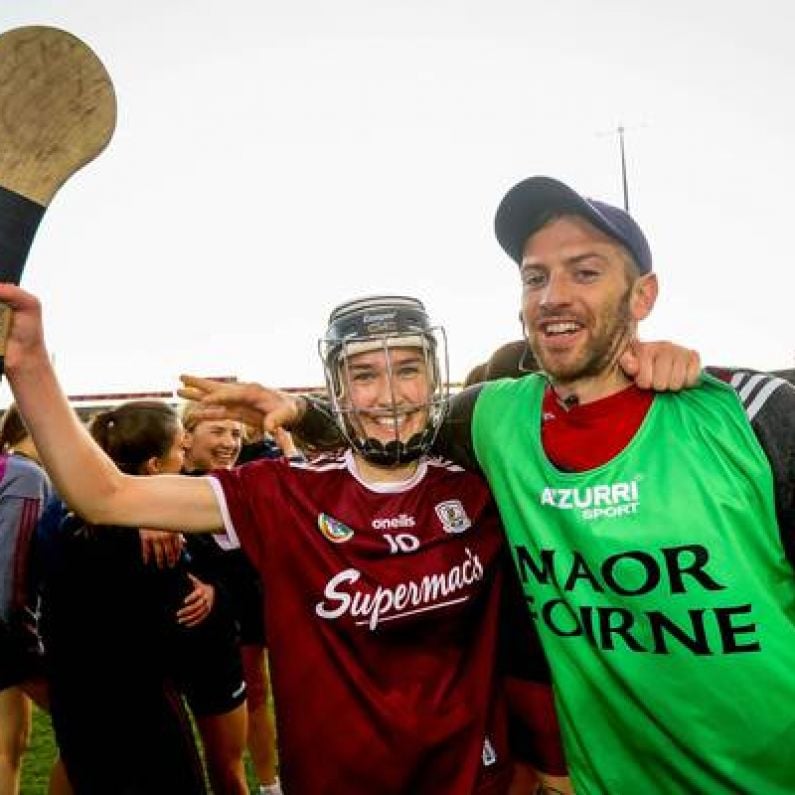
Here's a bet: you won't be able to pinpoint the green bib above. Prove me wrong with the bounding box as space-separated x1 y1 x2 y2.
473 374 795 794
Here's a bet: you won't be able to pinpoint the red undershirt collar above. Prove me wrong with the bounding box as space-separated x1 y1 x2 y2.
541 383 654 472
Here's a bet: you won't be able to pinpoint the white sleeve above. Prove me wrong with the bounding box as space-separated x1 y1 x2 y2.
206 475 242 551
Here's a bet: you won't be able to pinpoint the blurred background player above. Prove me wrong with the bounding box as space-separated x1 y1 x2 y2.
35 401 207 794
0 405 71 795
181 405 280 795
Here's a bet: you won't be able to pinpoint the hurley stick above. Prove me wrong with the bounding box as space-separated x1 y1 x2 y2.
0 26 116 375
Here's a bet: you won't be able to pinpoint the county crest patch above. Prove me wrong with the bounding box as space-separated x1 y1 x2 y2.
435 500 471 534
317 513 354 544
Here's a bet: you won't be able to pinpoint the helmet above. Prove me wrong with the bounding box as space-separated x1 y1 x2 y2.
318 295 448 466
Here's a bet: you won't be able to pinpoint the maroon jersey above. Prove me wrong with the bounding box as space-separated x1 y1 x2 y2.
209 450 514 794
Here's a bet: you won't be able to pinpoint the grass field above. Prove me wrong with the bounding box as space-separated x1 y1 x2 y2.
21 706 262 794
20 708 58 793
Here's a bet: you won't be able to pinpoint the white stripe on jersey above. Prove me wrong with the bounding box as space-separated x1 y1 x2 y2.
291 456 348 472
206 475 242 550
425 456 466 473
737 373 767 403
746 377 789 422
728 370 789 422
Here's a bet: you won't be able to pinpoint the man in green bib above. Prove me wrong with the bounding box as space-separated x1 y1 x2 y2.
435 176 795 793
119 175 795 793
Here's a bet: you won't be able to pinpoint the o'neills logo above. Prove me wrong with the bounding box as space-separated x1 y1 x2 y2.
315 547 484 630
540 479 640 520
372 514 416 530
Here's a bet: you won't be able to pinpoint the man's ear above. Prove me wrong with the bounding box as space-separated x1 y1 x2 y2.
518 309 528 340
631 273 658 322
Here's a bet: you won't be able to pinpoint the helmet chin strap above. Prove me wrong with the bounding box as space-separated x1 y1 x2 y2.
342 398 441 466
351 429 433 467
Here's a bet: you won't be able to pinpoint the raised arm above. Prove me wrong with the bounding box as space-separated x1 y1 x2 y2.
178 374 345 451
0 284 222 532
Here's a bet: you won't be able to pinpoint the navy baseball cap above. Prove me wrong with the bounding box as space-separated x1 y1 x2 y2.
494 176 653 274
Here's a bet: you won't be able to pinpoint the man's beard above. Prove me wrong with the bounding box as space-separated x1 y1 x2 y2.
529 288 633 385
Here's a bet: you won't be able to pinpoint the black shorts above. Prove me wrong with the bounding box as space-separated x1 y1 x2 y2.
222 550 266 647
171 597 247 717
0 615 44 691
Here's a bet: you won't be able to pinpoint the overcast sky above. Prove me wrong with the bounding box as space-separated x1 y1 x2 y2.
2 0 793 400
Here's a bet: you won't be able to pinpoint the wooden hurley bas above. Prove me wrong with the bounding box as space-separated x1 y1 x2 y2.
0 25 116 365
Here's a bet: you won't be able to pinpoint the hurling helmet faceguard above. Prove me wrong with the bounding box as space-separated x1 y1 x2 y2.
318 296 449 466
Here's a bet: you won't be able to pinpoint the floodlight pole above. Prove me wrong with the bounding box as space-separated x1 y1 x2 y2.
617 125 630 212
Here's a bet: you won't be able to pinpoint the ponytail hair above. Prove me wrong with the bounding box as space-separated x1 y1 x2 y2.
89 400 181 475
